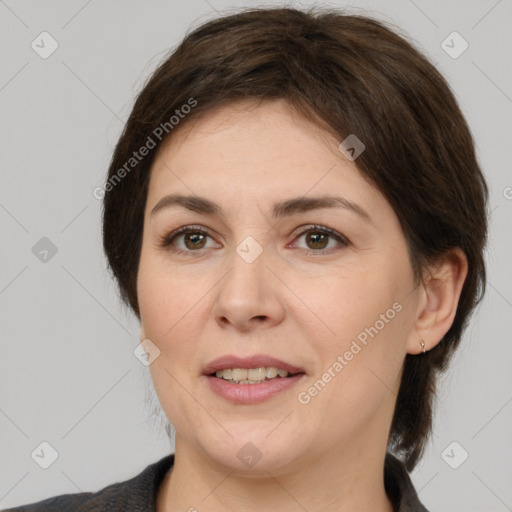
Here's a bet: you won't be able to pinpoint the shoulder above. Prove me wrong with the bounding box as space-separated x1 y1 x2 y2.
3 454 174 512
2 492 93 512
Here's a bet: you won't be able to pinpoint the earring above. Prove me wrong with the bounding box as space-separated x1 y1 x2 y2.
420 339 426 354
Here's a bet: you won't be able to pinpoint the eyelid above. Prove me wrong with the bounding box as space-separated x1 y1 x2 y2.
159 224 214 247
291 224 349 242
159 223 350 253
289 224 351 252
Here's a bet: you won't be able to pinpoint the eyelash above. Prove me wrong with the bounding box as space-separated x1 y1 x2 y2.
158 224 350 256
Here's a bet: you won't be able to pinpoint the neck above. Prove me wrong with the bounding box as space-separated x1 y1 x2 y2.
157 434 395 512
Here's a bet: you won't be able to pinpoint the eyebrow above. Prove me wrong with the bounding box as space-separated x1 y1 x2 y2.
150 193 372 222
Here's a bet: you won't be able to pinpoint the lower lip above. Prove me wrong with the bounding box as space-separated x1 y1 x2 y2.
204 374 305 404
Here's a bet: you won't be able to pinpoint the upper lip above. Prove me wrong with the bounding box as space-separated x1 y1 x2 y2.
203 354 306 376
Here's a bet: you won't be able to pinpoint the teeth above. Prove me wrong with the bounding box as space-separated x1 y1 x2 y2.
214 366 290 382
248 367 266 380
265 367 278 378
232 368 247 381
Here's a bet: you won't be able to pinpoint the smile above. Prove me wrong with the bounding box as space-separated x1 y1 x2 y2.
213 366 294 384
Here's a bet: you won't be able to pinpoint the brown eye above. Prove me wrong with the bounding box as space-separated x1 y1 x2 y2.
160 224 349 256
159 225 217 253
291 225 349 255
305 231 329 250
182 232 207 250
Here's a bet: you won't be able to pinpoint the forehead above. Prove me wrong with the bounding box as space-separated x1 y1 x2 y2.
151 100 353 182
145 99 391 224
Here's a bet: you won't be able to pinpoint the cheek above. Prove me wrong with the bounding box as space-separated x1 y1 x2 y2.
137 247 205 339
301 258 410 387
138 253 209 429
137 247 226 381
294 260 403 341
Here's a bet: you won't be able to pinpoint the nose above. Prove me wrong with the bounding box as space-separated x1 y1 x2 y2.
211 242 286 333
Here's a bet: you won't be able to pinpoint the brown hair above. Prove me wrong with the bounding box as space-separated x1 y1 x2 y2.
102 6 488 471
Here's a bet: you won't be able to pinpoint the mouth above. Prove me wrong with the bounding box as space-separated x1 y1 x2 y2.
202 354 306 404
208 366 304 384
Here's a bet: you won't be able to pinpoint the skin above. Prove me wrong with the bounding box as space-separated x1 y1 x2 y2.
136 98 468 512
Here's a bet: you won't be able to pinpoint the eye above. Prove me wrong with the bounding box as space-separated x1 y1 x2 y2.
289 225 350 255
158 225 218 253
159 224 350 256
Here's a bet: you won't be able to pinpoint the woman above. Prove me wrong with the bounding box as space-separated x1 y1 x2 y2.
5 6 487 512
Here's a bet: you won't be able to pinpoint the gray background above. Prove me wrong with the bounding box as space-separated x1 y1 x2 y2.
0 0 511 510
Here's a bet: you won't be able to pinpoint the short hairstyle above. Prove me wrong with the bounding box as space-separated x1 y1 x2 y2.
102 6 488 471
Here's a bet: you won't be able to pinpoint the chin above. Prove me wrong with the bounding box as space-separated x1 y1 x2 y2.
198 427 303 475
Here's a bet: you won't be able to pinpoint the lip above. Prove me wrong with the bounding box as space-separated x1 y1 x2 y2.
204 373 305 404
202 354 305 376
202 354 306 405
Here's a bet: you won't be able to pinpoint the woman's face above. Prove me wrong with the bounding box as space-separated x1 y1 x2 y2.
137 99 420 474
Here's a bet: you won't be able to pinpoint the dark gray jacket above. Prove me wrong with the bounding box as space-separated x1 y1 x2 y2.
4 452 430 511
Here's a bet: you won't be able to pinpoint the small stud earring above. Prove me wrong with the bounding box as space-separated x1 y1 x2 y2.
420 339 426 354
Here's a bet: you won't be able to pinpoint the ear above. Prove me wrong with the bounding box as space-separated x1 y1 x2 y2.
407 248 468 354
